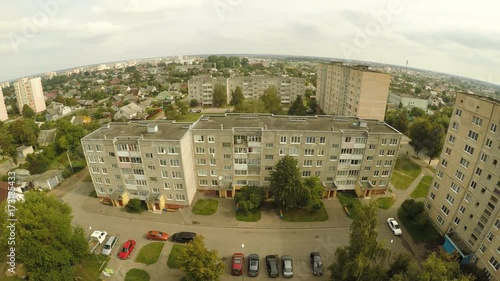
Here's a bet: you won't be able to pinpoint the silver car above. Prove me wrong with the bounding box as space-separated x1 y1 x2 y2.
101 236 118 256
282 255 293 278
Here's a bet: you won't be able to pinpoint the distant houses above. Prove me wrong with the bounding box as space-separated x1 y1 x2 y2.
37 129 57 147
45 102 72 121
113 102 145 120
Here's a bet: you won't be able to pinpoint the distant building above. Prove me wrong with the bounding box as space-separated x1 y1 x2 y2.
114 102 144 120
0 87 8 121
316 62 391 121
37 129 57 147
188 75 228 106
70 115 92 126
45 102 72 121
26 170 64 190
16 145 34 158
13 77 47 113
388 93 428 110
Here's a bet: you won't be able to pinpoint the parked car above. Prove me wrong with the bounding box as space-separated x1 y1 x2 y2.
265 254 279 278
147 231 169 241
118 240 136 259
101 236 118 256
310 252 324 276
247 254 260 277
387 218 402 235
282 255 293 278
171 232 196 243
231 253 244 276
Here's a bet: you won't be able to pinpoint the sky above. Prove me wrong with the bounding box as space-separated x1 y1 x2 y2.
1 0 499 84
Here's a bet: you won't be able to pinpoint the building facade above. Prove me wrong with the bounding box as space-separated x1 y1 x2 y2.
0 88 8 121
388 92 429 110
82 114 402 210
188 75 306 106
425 92 499 281
13 77 46 113
316 62 391 121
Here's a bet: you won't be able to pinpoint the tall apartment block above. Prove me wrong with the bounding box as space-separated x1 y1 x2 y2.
82 114 402 211
316 62 391 121
188 75 306 106
13 77 46 113
0 88 8 121
425 92 499 280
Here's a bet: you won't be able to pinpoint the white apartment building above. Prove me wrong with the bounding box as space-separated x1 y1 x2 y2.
425 92 499 281
187 75 228 106
316 62 391 121
0 88 8 121
82 114 402 210
13 77 46 113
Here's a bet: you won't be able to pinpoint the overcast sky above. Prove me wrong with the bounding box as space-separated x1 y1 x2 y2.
1 0 499 84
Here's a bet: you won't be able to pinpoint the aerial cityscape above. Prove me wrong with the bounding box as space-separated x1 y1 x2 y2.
0 1 499 281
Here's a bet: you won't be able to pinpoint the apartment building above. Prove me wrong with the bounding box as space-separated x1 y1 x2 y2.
316 62 391 121
187 75 228 106
13 77 46 113
388 92 429 110
188 75 306 106
0 88 8 121
425 92 499 281
227 76 306 105
82 114 402 210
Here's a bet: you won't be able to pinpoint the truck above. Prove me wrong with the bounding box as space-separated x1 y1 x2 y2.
88 230 107 254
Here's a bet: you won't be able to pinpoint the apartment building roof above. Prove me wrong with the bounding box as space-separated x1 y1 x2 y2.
457 91 500 106
82 121 193 141
192 114 400 134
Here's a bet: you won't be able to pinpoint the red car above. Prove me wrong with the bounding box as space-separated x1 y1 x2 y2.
147 231 169 241
118 240 136 260
232 253 244 276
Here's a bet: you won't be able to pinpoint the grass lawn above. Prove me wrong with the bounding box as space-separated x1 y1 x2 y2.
411 175 433 198
124 269 150 281
236 209 261 222
282 206 329 222
191 199 218 215
73 254 110 281
375 197 395 210
167 244 185 269
397 208 441 243
337 192 362 218
390 157 422 190
135 242 165 265
176 113 202 122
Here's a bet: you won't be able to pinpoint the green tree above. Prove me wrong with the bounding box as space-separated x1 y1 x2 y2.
0 192 87 281
126 198 145 213
234 99 267 113
9 119 39 147
308 99 318 114
190 99 198 107
241 58 249 67
179 235 226 281
259 86 282 114
400 199 424 219
235 186 266 215
408 118 431 156
385 110 409 134
303 176 324 212
410 107 426 118
212 84 227 107
330 203 390 281
387 253 413 278
269 156 310 210
419 252 476 281
22 104 35 118
230 86 245 107
424 122 445 164
288 95 308 116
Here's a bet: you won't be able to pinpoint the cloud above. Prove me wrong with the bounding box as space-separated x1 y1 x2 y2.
91 0 204 15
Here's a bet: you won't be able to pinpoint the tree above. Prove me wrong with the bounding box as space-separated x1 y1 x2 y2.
288 95 308 116
234 186 266 215
269 156 310 210
424 122 445 164
303 176 324 212
0 192 87 281
230 86 245 107
400 199 424 219
22 104 35 118
126 198 145 213
179 235 226 281
212 84 227 107
387 253 413 278
419 252 476 281
259 86 282 114
234 99 268 113
410 107 426 118
9 119 39 147
308 99 318 114
330 203 390 281
408 118 431 155
190 99 198 107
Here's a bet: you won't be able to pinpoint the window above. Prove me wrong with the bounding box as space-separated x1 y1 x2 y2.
459 205 466 214
332 144 340 149
381 138 387 145
445 147 452 156
341 148 353 154
304 149 314 156
454 217 460 225
329 156 338 161
88 156 97 163
279 148 286 155
280 136 287 144
468 130 479 141
433 182 439 190
172 172 182 179
437 215 445 225
94 178 102 184
374 171 380 177
490 123 497 133
378 150 384 156
389 138 398 145
174 184 184 190
469 180 477 190
195 147 205 154
291 136 301 143
111 164 118 169
486 232 494 242
145 153 153 159
356 137 366 144
441 205 450 215
366 156 374 161
489 256 499 271
475 167 482 177
448 135 455 143
465 193 472 202
108 152 115 157
91 167 100 174
437 170 443 179
446 194 455 205
441 159 448 168
163 183 170 189
212 180 219 186
376 160 382 167
147 165 155 171
306 136 316 144
98 157 104 163
495 219 500 230
485 138 492 148
161 171 168 178
133 169 144 175
452 122 459 130
455 109 462 116
351 159 361 165
302 171 311 177
464 144 474 155
158 146 166 154
222 142 231 147
319 137 326 144
430 192 435 200
472 116 482 126
455 170 465 181
175 194 186 201
210 159 216 166
479 244 486 253
344 136 352 142
131 157 142 163
208 135 215 143
480 153 487 163
149 177 158 182
303 160 313 167
387 150 396 156
152 188 160 194
199 179 208 186
194 135 204 142
198 169 208 176
168 146 179 154
166 194 172 200
459 158 470 168
171 159 180 167
382 170 390 177
265 155 273 160
136 180 147 186
86 144 93 152
317 149 324 156
369 144 376 150
451 182 460 193
159 159 167 166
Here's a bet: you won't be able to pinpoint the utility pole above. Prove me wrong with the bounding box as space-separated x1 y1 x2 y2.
67 150 74 172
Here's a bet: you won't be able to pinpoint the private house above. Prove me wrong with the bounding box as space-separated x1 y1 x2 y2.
16 146 34 158
71 115 92 126
155 91 183 104
113 102 143 120
37 129 57 147
0 182 25 203
45 102 72 121
26 170 64 190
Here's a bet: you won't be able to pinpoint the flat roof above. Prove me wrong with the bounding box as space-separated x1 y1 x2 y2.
82 121 193 141
192 114 399 134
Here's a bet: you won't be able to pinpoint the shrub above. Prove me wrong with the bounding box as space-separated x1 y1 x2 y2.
126 198 145 213
190 99 198 107
401 199 424 219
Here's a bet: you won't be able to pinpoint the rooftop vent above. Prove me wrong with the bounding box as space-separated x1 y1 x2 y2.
289 117 307 122
147 124 158 133
358 120 368 127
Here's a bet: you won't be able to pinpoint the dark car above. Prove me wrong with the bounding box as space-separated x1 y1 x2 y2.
265 254 279 278
310 252 324 276
171 232 196 243
231 253 244 276
247 254 259 277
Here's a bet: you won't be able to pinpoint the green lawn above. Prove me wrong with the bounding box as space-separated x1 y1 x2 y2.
236 209 261 222
191 199 218 215
73 254 110 281
397 208 441 243
167 244 185 269
411 176 433 198
125 269 150 281
390 157 422 190
176 113 201 122
282 206 329 222
375 197 395 210
337 192 362 218
135 242 165 265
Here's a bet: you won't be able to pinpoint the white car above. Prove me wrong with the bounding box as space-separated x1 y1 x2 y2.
387 218 402 235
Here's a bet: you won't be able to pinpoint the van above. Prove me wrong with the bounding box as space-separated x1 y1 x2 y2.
101 236 118 256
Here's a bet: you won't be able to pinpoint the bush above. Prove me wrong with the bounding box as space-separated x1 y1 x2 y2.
126 198 146 213
304 197 323 212
190 99 198 107
401 199 424 219
235 186 266 215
